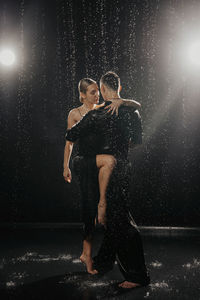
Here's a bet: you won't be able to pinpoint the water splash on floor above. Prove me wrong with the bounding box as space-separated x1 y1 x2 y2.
182 258 200 269
150 281 172 291
6 281 16 288
72 258 81 264
150 260 163 268
11 252 72 263
83 280 110 287
144 291 150 298
10 271 28 280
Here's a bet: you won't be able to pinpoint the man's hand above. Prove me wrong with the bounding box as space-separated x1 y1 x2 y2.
63 167 72 183
104 98 123 116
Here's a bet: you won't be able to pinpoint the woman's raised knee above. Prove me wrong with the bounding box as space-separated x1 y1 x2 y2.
106 155 117 169
96 154 117 169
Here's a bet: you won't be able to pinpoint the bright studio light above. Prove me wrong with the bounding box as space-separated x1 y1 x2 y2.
189 42 200 65
0 49 15 66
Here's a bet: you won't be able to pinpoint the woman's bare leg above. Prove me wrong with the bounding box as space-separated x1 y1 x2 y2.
80 154 116 272
80 235 98 274
96 154 116 225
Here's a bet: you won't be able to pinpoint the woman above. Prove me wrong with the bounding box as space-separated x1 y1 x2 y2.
63 78 141 274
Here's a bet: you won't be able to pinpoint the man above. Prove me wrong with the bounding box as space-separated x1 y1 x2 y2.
66 71 150 288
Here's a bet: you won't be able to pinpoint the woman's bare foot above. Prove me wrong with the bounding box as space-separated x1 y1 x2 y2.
80 254 98 275
98 202 106 225
118 281 141 289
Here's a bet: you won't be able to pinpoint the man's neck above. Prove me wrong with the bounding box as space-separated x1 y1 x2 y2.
104 91 120 101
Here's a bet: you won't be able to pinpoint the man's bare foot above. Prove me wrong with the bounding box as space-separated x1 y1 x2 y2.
80 254 98 275
98 202 106 225
118 281 141 289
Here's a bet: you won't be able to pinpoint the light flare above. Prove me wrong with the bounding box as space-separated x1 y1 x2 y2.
0 49 15 66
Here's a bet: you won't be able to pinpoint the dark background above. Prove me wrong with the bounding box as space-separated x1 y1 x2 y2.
0 0 200 226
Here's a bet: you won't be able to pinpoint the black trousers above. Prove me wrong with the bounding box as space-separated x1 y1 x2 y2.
93 215 150 285
93 158 150 285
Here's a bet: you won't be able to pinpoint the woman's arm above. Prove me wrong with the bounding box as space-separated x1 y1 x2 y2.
63 109 77 183
104 98 141 115
63 141 73 183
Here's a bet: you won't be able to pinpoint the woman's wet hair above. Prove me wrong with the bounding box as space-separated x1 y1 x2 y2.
78 78 97 103
100 71 120 91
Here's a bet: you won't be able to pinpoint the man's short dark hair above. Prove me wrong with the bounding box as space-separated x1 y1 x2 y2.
100 71 120 91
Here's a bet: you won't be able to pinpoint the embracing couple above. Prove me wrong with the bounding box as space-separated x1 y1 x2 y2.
63 71 150 289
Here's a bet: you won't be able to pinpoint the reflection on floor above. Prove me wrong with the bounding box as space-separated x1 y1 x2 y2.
0 228 200 299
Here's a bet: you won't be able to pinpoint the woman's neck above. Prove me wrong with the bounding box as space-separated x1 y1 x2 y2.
82 102 96 111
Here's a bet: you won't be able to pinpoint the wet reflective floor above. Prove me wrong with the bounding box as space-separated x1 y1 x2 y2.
0 228 200 299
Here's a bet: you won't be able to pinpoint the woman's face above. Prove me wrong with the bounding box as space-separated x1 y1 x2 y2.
83 83 99 104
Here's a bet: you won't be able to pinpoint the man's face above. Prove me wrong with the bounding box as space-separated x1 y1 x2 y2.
85 83 99 104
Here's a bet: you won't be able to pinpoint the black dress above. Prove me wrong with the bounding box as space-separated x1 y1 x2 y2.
66 103 150 285
71 126 100 240
72 154 99 240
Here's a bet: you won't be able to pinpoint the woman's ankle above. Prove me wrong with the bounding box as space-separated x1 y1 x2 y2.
98 200 106 207
99 195 106 203
80 253 92 258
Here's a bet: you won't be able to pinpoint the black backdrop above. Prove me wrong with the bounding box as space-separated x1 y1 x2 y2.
0 0 200 225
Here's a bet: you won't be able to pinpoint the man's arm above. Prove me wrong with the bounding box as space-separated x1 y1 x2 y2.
129 110 143 147
104 98 141 115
